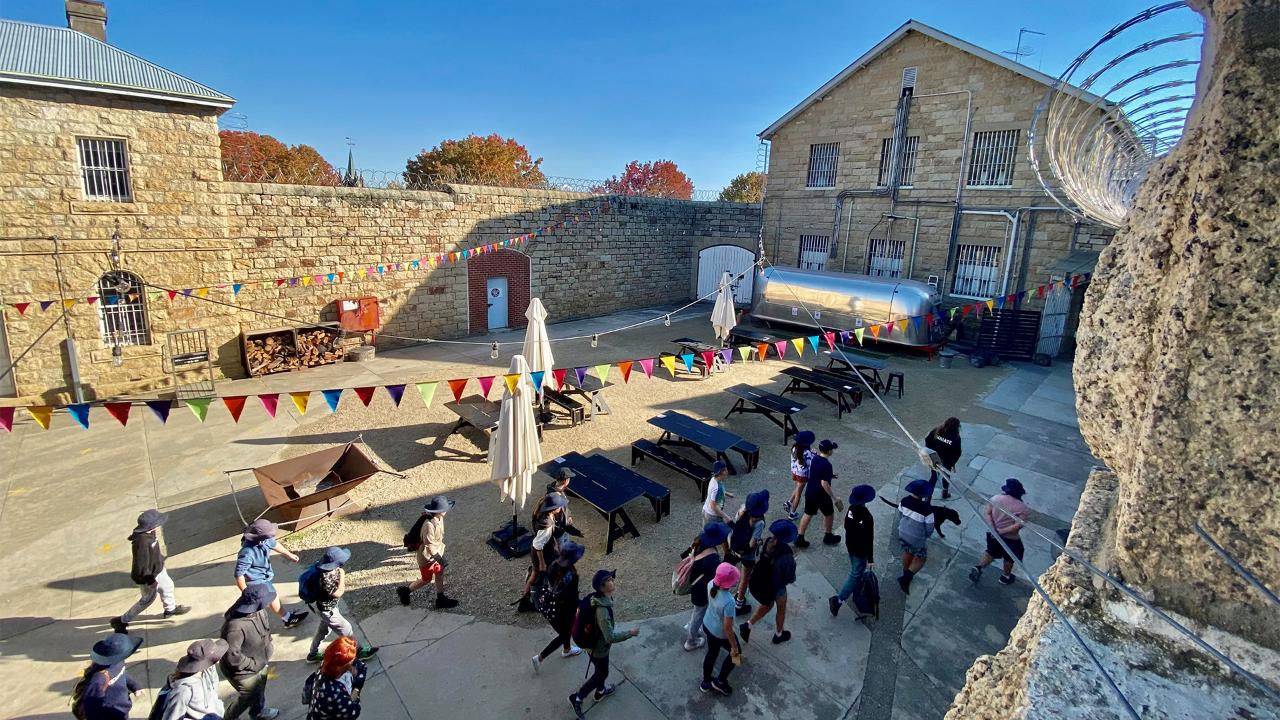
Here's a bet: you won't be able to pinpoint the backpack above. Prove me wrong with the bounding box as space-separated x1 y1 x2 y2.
297 565 324 603
570 592 608 649
71 669 108 720
301 670 319 705
146 679 175 720
403 513 429 551
729 514 755 554
851 570 880 620
671 548 715 596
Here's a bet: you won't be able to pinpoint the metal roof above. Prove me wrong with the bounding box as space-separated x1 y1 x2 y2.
760 20 1103 140
0 18 234 109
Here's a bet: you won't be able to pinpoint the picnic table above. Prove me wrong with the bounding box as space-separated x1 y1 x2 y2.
723 383 807 445
727 326 797 348
444 395 542 446
561 372 614 418
648 410 745 475
542 453 646 554
778 366 862 418
824 345 889 391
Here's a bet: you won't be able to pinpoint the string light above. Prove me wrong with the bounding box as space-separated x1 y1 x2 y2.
663 315 671 327
490 342 499 359
591 334 598 348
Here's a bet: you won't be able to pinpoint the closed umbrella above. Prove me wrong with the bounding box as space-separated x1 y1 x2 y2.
522 298 555 389
487 354 542 557
711 271 738 344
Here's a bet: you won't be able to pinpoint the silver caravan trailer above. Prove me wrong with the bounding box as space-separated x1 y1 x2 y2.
750 266 946 348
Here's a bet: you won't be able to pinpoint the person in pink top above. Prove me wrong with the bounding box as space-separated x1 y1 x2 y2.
968 479 1030 586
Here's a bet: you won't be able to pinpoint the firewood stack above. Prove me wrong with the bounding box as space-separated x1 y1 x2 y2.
297 328 342 367
245 333 301 376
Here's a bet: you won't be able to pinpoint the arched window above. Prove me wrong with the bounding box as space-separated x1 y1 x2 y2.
96 271 150 346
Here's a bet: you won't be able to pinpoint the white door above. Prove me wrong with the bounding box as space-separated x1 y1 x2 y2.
1035 277 1071 357
486 277 509 330
0 316 14 397
697 245 755 304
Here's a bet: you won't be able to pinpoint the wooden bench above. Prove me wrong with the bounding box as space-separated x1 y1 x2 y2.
731 439 759 472
542 388 585 426
630 438 712 496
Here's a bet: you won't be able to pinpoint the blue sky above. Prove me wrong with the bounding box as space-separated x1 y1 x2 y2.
3 1 1167 192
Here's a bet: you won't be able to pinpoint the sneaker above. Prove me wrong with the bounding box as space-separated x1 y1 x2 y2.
396 586 411 606
998 574 1016 586
594 684 616 701
435 594 459 609
109 617 127 634
683 637 706 651
357 645 379 660
569 694 584 719
739 622 751 644
561 644 583 658
788 511 800 521
828 596 841 617
282 610 309 628
163 605 191 618
897 576 911 595
968 567 983 584
709 679 733 696
306 651 323 663
782 500 792 515
735 600 752 616
531 654 541 674
699 680 713 693
941 489 952 500
771 630 792 644
252 709 280 720
794 535 810 548
822 533 842 546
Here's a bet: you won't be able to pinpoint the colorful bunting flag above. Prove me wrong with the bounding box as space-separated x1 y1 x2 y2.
807 335 819 352
197 287 209 298
86 297 99 306
146 400 172 424
447 378 468 402
823 331 836 350
995 296 1006 309
840 330 851 345
14 302 29 315
530 371 545 392
67 403 90 429
380 384 404 407
617 361 633 383
885 321 895 335
790 338 805 356
289 391 310 415
661 355 677 377
222 396 247 423
103 402 131 427
700 350 715 369
40 300 54 311
62 299 77 309
321 389 343 412
738 346 752 363
985 299 995 313
233 283 244 295
416 382 438 407
354 387 376 407
258 394 279 418
551 368 567 391
0 406 13 432
639 358 655 379
679 353 694 373
719 348 733 366
28 405 53 429
756 343 768 361
503 373 520 395
167 290 178 300
870 325 881 339
593 364 611 383
185 398 211 423
854 328 865 345
574 367 587 386
774 340 788 359
912 316 923 334
477 375 496 398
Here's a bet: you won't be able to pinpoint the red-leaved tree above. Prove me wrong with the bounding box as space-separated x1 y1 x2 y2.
593 160 694 199
404 134 546 189
219 130 339 185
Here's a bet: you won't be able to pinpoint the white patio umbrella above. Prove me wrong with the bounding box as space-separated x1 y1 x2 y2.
711 271 738 343
488 354 542 510
521 298 555 392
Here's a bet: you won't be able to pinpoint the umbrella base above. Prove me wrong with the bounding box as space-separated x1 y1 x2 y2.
488 522 532 560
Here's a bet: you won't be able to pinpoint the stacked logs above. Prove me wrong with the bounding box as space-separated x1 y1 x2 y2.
245 333 301 376
297 329 342 367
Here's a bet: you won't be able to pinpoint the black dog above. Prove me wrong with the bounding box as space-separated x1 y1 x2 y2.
879 497 963 539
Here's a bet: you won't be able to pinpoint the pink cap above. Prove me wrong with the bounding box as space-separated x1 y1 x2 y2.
713 562 741 589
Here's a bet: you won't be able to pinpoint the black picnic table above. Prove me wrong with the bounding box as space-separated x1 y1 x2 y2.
728 326 797 347
648 410 744 475
561 372 614 418
671 337 727 373
542 453 645 554
778 366 862 418
723 383 807 445
444 395 542 447
823 345 890 390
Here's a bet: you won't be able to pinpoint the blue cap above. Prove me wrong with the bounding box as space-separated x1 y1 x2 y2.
1001 479 1026 498
591 569 617 592
317 546 351 571
699 522 732 548
769 518 798 544
794 430 815 447
230 583 277 616
557 540 585 566
539 493 569 513
905 479 932 497
745 489 769 517
849 484 876 505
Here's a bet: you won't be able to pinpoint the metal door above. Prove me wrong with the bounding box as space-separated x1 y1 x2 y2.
1035 277 1072 357
486 277 509 330
0 314 14 396
697 245 755 304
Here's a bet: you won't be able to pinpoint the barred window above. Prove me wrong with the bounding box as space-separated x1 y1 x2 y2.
806 143 839 188
951 244 1002 298
798 234 830 271
877 136 919 187
97 271 150 346
867 238 906 278
78 138 133 202
966 129 1019 187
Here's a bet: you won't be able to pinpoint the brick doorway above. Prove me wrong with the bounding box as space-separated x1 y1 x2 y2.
467 249 531 333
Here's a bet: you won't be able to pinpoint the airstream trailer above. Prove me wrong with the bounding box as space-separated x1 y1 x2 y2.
749 267 946 348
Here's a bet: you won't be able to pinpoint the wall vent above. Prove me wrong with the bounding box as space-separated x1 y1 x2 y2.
901 66 918 96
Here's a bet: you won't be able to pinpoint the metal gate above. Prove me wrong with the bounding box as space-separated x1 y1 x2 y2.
697 245 755 304
1035 278 1072 357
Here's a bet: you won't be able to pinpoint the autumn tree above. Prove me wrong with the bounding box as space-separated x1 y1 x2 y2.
404 134 546 189
593 160 694 200
219 130 339 185
718 172 765 203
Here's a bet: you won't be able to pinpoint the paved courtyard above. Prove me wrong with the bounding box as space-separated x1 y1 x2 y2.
0 306 1096 719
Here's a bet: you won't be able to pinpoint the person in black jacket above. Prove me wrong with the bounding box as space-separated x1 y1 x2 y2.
531 539 585 671
110 509 189 634
220 583 279 720
925 417 962 499
830 484 876 616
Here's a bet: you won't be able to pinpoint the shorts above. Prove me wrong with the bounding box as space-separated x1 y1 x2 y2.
791 473 807 485
985 533 1024 562
899 539 928 559
803 492 834 516
739 553 757 568
418 561 443 582
748 585 787 606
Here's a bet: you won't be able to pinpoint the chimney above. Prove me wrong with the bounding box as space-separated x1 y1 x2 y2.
66 1 107 42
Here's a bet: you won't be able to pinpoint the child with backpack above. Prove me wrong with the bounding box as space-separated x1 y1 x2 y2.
531 539 585 672
71 633 144 720
234 519 308 628
568 570 639 719
830 484 878 619
150 638 227 720
397 496 460 609
700 563 743 697
729 489 769 614
299 546 378 663
783 431 815 520
518 493 568 612
675 522 730 651
796 439 842 548
740 519 799 645
110 509 190 634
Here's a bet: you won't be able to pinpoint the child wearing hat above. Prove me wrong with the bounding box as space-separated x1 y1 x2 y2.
546 468 584 537
397 495 460 609
220 583 280 720
969 479 1031 586
111 508 190 634
301 546 378 663
569 569 640 719
71 633 145 720
830 484 877 616
700 562 743 697
682 522 730 651
796 439 842 548
702 461 734 526
152 638 228 720
519 492 569 612
235 519 308 628
739 519 799 645
729 489 769 614
531 539 586 671
896 479 936 595
784 431 816 520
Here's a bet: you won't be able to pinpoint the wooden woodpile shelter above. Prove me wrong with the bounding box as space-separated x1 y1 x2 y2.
241 323 349 377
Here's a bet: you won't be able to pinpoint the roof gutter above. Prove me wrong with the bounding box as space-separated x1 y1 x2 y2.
0 75 235 110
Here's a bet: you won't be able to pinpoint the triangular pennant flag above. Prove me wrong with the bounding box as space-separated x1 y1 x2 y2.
105 402 132 427
823 331 836 350
720 348 733 366
104 296 118 305
593 364 611 383
679 353 694 372
184 398 211 423
617 360 633 383
62 299 77 309
700 350 715 369
146 400 172 424
574 367 587 385
639 358 655 379
289 391 310 415
301 276 313 287
385 384 406 407
40 300 54 311
962 304 973 317
321 388 343 412
233 283 244 295
661 355 677 377
738 346 752 363
196 287 209 298
995 296 1006 309
167 290 177 300
222 396 247 423
985 299 995 313
756 343 768 361
416 382 438 407
774 340 788 359
182 288 193 296
870 325 881 339
807 335 819 352
447 378 468 402
327 273 336 284
790 337 805 356
530 371 545 391
840 330 851 344
0 406 13 432
27 405 53 429
258 394 279 418
551 368 567 391
885 321 895 335
477 375 496 398
949 307 958 320
86 296 99 306
503 373 520 395
354 386 376 406
67 403 90 429
854 328 865 345
13 302 29 315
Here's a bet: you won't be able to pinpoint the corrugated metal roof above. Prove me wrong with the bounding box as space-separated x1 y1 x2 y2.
0 19 234 108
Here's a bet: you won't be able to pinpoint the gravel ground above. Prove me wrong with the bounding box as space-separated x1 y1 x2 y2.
267 318 1012 628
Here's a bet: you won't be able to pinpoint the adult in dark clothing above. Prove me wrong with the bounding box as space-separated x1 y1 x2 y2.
110 509 190 633
220 583 280 720
682 522 731 651
740 519 799 645
925 417 962 499
531 540 585 670
796 440 842 548
71 633 144 720
830 484 877 616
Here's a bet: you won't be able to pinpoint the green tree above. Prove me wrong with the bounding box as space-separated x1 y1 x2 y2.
718 172 765 203
405 134 546 188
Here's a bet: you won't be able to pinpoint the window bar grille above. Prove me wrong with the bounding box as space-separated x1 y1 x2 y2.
806 143 839 188
78 138 132 202
866 239 906 277
97 272 150 345
798 234 831 271
878 136 919 187
966 130 1019 187
952 244 1002 297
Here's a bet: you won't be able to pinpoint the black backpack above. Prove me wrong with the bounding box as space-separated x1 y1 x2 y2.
748 545 776 600
297 565 324 603
403 513 429 551
571 592 608 648
851 570 880 620
729 514 755 554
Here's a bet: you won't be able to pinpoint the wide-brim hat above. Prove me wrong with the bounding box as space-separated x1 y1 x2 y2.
1002 478 1026 498
591 568 616 592
794 430 815 447
556 540 585 566
712 562 741 589
90 633 143 665
769 518 798 544
230 583 277 615
133 509 168 534
905 479 932 497
317 546 351 571
745 489 769 517
175 638 228 673
242 519 277 543
849 484 876 505
423 495 456 514
538 493 568 514
698 521 732 548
